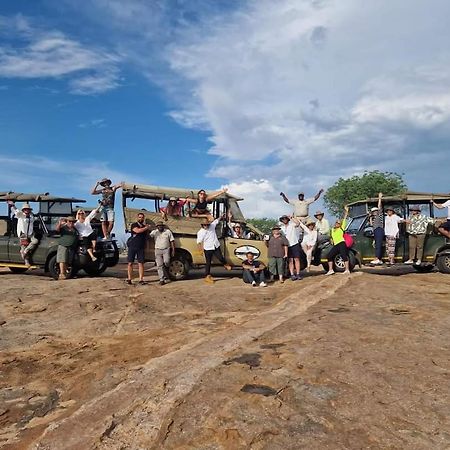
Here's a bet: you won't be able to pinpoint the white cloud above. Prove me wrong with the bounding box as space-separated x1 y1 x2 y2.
0 15 122 94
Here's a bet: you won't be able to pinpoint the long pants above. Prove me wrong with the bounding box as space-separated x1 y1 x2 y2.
204 247 226 276
20 234 39 256
301 242 314 267
327 241 348 262
385 236 397 261
373 227 385 259
408 234 426 261
243 269 266 284
155 248 170 281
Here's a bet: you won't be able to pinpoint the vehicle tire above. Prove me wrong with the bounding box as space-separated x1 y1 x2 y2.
168 255 190 281
48 254 75 280
436 254 450 274
84 257 108 276
9 267 29 274
413 264 434 273
333 251 356 273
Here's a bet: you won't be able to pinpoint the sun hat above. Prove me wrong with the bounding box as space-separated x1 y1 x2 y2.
99 178 112 186
66 216 76 222
279 215 290 221
306 219 316 226
169 197 177 201
156 221 165 226
385 206 395 212
410 205 421 211
271 225 281 230
314 210 324 217
370 207 379 212
21 203 32 211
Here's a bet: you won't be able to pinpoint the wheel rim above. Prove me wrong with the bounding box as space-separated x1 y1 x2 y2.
169 260 185 278
444 256 450 269
334 255 346 270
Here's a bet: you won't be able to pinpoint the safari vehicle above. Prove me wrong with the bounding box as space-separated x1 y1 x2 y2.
346 191 450 274
0 192 119 278
122 183 270 279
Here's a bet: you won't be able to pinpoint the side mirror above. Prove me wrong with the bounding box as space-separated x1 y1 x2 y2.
263 234 270 241
363 227 374 238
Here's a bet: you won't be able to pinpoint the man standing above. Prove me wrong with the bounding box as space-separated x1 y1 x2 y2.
369 192 384 265
55 216 78 280
279 215 302 281
314 210 330 243
266 225 289 283
126 212 149 285
91 178 123 239
150 221 175 285
8 201 39 267
280 189 323 222
242 252 267 287
432 199 450 239
197 217 232 283
405 205 435 265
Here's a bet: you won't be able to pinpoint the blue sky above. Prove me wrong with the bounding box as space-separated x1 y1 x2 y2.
1 0 449 219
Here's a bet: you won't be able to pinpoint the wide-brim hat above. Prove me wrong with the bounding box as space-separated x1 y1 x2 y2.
314 210 324 217
385 206 395 212
271 225 281 230
21 203 32 211
370 207 379 212
66 216 76 222
279 215 290 221
306 219 316 226
99 178 112 186
169 197 177 201
410 205 421 211
156 221 165 227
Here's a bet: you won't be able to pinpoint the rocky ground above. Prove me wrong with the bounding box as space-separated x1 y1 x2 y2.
0 262 449 449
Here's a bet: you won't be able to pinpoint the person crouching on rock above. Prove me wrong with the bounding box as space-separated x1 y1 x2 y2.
197 216 232 283
55 216 78 280
242 252 267 287
150 221 175 285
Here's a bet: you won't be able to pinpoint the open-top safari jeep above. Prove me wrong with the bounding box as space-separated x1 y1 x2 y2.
0 192 119 278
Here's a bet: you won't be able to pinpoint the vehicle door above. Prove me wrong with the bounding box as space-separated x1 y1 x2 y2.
224 235 268 266
0 216 10 261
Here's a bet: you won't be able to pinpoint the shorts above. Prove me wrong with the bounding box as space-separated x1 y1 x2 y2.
100 206 115 222
439 219 450 231
81 232 97 248
56 245 73 263
268 257 285 275
288 243 301 258
127 247 145 263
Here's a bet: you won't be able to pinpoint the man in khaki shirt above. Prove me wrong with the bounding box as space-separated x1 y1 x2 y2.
150 222 175 285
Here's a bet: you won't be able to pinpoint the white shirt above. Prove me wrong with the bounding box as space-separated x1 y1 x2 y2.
384 214 403 237
197 219 220 250
299 222 318 246
13 209 35 237
150 229 174 249
442 200 450 219
75 209 97 237
289 198 314 217
280 222 300 246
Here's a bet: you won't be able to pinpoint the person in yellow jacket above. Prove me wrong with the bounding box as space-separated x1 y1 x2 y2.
326 205 350 275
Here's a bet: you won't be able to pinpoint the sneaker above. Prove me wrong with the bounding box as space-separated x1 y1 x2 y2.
224 264 232 271
125 279 132 285
290 275 297 281
370 259 382 265
138 280 148 285
204 275 215 284
280 279 285 284
251 281 257 287
159 280 166 286
415 259 422 265
91 256 97 262
343 270 351 275
326 270 335 276
24 258 31 267
404 259 414 264
296 274 303 281
58 274 67 280
259 282 267 287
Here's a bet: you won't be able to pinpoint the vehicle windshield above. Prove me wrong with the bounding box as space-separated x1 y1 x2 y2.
345 216 366 234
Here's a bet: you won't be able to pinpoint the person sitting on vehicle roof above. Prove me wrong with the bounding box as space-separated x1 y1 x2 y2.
326 205 350 276
91 178 124 240
7 201 39 267
160 197 186 221
404 205 435 266
75 205 101 262
242 251 267 287
431 199 450 239
55 216 79 280
184 188 228 222
299 219 318 272
280 189 324 223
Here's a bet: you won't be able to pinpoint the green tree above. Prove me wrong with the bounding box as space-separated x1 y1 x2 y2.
324 171 407 216
247 217 278 234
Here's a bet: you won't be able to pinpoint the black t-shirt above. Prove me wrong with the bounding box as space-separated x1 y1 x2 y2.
128 222 147 248
242 259 261 269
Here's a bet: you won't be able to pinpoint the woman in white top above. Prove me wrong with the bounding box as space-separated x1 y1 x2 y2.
299 219 318 272
384 206 405 265
75 206 100 261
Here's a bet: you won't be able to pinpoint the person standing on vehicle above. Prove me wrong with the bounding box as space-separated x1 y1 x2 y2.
279 215 302 280
369 192 384 265
197 216 232 284
150 221 175 285
432 199 450 239
280 189 323 223
299 219 318 272
55 216 78 280
405 205 435 265
326 206 350 275
314 210 330 244
75 205 101 262
126 212 150 285
266 225 289 283
384 206 405 265
7 201 39 267
242 252 267 287
91 178 123 240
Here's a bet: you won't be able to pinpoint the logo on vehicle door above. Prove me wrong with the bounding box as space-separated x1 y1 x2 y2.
234 245 261 260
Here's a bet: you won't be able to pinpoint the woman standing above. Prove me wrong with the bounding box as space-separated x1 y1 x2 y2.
299 219 318 272
384 207 404 265
75 205 101 262
326 205 350 275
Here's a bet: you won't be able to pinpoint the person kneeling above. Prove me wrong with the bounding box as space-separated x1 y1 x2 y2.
242 252 267 287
